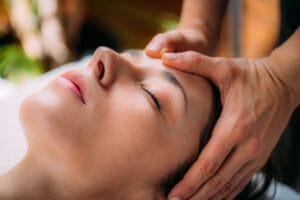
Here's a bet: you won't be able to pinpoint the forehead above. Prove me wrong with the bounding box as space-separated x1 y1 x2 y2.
121 50 212 96
121 50 161 71
121 50 213 125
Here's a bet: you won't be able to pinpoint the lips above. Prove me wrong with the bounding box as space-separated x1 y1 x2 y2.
57 71 86 104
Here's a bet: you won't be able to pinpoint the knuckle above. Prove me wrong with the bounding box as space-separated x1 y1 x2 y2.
202 160 218 177
228 63 239 76
221 181 233 195
245 140 261 158
223 59 240 77
208 175 226 193
213 59 235 90
185 183 199 195
186 51 201 61
214 181 233 199
183 51 203 71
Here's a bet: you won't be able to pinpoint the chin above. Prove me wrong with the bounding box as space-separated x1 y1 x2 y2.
19 84 83 142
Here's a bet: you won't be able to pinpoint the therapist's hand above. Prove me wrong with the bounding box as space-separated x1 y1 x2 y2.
145 29 214 58
161 51 296 200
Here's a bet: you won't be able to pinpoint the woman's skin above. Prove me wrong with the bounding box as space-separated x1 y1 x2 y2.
0 47 214 200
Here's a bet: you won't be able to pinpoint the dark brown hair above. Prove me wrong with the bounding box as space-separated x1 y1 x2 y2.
159 82 274 199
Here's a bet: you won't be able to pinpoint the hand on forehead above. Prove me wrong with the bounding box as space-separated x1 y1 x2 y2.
122 49 214 124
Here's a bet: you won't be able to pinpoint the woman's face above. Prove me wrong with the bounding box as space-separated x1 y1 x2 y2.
20 47 213 196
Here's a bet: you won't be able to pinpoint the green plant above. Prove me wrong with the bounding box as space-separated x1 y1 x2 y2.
0 44 42 83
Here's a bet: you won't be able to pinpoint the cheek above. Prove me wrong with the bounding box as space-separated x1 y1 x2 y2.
20 84 90 152
88 89 197 183
87 90 163 173
90 89 163 154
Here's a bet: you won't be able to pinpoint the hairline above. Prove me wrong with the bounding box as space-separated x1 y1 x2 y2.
159 81 221 196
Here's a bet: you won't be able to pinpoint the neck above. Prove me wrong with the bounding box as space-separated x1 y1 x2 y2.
0 151 85 200
0 151 163 200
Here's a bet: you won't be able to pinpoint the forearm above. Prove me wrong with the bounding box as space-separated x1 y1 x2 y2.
178 0 229 50
269 27 300 108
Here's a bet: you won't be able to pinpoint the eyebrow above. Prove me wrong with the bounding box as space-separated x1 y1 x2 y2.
122 50 188 112
161 70 188 112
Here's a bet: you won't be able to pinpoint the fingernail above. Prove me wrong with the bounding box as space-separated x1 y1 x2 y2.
170 197 181 200
147 42 162 52
163 53 178 60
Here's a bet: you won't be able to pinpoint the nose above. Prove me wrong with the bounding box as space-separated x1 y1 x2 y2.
88 47 127 88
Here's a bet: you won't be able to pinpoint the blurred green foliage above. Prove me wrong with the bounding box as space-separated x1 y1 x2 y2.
0 0 42 83
0 0 181 83
0 44 42 83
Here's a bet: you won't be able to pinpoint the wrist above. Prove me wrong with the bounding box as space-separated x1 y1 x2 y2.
268 49 300 108
267 28 300 108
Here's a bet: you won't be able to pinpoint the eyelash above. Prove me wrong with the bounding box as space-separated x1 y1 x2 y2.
140 84 162 111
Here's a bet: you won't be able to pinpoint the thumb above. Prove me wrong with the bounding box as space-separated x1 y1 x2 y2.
145 33 176 58
162 51 226 85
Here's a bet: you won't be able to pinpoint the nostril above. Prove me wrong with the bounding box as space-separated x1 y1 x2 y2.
98 60 105 80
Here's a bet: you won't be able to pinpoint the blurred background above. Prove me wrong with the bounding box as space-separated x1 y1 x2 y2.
1 0 299 193
0 0 280 82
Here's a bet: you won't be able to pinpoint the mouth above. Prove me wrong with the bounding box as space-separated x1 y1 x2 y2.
57 71 86 104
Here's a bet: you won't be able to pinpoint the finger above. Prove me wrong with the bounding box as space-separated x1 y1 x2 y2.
224 169 257 200
162 51 228 87
168 114 237 200
210 160 256 200
145 33 176 58
189 147 255 200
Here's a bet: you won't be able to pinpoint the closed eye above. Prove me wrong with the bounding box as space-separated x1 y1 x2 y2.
140 84 162 111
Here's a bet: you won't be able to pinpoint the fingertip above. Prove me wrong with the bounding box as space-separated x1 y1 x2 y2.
163 52 179 60
145 48 162 58
167 189 182 200
145 41 164 58
146 41 162 52
167 180 194 200
162 52 180 67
